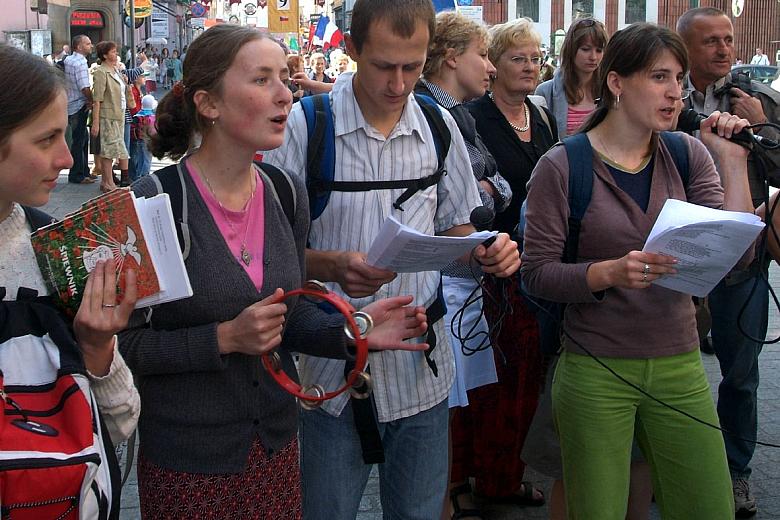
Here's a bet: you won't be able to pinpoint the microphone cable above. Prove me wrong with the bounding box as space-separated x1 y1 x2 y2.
521 288 780 449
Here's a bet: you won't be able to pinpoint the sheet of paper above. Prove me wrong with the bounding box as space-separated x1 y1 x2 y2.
642 199 764 297
366 216 496 273
135 193 193 307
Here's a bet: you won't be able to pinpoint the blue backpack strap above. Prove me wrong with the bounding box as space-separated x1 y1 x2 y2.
301 94 335 220
659 131 690 190
562 133 594 263
412 93 450 170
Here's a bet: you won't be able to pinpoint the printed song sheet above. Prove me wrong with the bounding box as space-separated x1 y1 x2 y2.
366 216 496 273
642 199 764 297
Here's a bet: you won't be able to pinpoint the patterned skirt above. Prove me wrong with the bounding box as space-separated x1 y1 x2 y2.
450 275 544 497
138 437 302 519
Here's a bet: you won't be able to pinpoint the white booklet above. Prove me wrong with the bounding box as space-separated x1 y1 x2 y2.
642 199 764 297
366 215 496 273
133 193 193 307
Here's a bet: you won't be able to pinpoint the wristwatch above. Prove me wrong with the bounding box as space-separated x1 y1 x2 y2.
344 311 373 340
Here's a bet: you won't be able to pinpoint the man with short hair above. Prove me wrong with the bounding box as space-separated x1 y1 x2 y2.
677 8 780 518
264 1 519 517
64 35 95 185
750 47 770 65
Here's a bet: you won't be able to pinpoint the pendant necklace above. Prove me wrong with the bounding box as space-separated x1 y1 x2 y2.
196 158 256 266
490 91 530 132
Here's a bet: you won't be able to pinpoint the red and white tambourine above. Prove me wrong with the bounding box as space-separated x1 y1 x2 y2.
261 281 372 409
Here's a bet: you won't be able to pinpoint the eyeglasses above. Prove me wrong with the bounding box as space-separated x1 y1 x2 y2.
510 55 544 66
681 88 692 100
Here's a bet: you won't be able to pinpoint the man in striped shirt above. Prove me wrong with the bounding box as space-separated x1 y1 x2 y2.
64 35 94 185
264 0 519 517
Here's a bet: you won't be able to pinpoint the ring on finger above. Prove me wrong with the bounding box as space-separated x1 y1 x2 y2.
643 263 650 275
642 273 648 283
102 303 116 308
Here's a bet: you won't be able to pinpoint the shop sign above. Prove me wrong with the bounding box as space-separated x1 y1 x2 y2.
71 10 105 27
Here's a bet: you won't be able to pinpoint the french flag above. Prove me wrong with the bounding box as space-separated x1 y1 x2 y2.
313 16 344 50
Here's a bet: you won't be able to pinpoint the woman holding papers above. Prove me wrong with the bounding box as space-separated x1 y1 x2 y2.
118 25 430 518
521 23 754 518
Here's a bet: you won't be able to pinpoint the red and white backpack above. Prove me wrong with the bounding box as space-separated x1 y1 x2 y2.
0 290 120 519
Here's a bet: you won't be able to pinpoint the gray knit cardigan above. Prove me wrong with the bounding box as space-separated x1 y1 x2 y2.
120 161 350 474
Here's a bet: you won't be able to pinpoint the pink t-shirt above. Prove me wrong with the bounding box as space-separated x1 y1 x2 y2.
566 106 594 136
188 160 265 290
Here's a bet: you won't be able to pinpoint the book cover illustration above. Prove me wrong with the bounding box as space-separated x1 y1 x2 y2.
31 189 161 313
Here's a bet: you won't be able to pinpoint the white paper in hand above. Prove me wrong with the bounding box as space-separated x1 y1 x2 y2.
642 199 764 297
366 216 495 273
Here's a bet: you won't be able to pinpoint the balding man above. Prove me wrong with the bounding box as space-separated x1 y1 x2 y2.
677 7 780 518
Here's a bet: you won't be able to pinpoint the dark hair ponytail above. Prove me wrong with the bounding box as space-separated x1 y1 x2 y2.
149 88 194 160
149 24 265 161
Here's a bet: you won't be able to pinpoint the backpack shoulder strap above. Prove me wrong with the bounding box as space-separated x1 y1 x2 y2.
301 93 335 220
561 133 595 264
254 162 296 229
413 93 451 166
21 206 55 231
659 131 690 189
151 163 191 260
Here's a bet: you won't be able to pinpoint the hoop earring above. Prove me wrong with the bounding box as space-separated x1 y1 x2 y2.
614 94 620 108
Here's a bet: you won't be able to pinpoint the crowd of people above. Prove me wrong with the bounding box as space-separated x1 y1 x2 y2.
1 1 779 519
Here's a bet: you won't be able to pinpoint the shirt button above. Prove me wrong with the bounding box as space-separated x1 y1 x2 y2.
253 419 259 426
252 380 259 388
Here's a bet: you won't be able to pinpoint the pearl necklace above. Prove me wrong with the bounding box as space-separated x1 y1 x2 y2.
489 91 530 132
195 158 256 267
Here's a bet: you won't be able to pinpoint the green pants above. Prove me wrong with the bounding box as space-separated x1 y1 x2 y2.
552 348 734 519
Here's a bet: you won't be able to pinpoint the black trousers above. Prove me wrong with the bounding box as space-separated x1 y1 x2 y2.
68 105 90 182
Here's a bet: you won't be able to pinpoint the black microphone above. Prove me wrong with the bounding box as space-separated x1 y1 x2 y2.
470 206 497 248
676 109 778 148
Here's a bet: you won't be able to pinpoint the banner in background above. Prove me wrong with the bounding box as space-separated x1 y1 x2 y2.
268 0 298 33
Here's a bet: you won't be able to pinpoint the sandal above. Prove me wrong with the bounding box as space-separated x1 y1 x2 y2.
450 482 484 520
100 183 117 194
483 481 545 507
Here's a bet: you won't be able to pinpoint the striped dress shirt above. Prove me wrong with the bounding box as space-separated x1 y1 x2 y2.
64 53 90 116
264 72 482 421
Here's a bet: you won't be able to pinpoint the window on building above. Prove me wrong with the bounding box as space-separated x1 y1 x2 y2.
625 0 646 23
516 0 539 22
689 0 699 7
572 0 594 19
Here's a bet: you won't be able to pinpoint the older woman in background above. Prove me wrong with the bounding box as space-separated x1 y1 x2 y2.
91 40 132 193
535 17 608 137
448 18 558 516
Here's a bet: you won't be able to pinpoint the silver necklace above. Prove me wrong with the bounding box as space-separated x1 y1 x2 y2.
195 158 256 266
489 91 530 132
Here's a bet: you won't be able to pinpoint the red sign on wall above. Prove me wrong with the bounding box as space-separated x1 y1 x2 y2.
70 11 105 28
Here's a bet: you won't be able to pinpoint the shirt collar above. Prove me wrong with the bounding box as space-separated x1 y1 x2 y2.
419 78 460 110
331 72 428 143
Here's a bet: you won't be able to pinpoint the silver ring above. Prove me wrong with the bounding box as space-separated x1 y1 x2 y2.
643 263 650 275
642 273 648 283
101 303 116 308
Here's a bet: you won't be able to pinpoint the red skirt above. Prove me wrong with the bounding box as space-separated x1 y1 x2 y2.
138 437 301 519
450 275 543 497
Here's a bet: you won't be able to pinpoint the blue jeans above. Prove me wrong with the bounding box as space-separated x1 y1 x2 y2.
67 106 90 182
299 399 449 520
709 271 768 479
129 138 152 181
